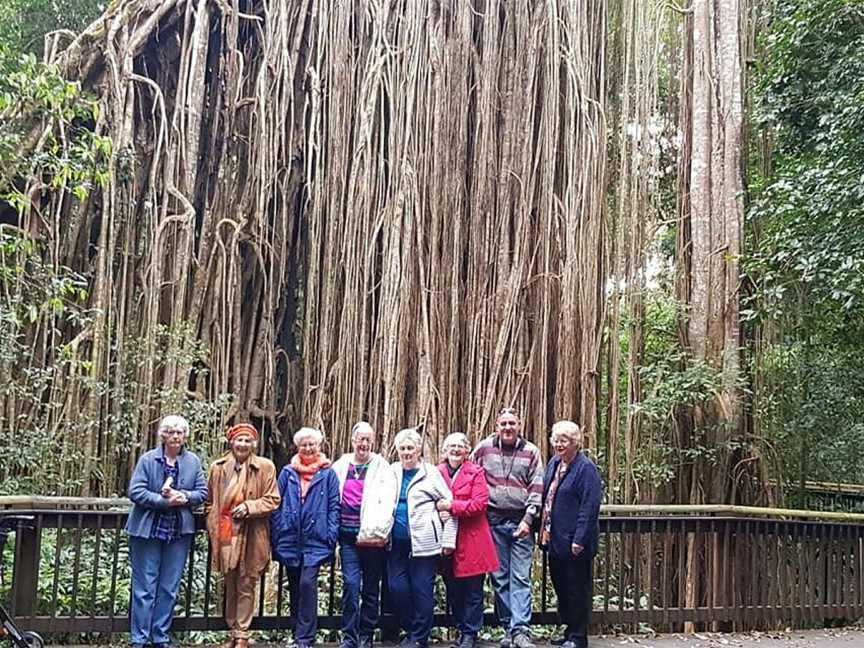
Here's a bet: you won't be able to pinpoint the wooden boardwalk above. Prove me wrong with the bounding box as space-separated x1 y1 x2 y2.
46 628 864 648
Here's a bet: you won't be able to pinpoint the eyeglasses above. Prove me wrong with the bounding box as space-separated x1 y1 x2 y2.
163 429 186 437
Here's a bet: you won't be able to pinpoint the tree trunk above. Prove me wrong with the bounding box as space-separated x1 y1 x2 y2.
678 0 745 504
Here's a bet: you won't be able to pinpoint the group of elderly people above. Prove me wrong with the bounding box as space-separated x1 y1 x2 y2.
125 409 602 648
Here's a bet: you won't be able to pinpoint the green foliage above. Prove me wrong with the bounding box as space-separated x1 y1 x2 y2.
755 342 864 485
634 355 728 491
115 323 237 469
0 46 110 212
0 39 231 497
0 0 102 55
0 528 645 643
0 229 234 495
747 0 864 489
0 230 92 495
605 293 728 495
747 0 864 328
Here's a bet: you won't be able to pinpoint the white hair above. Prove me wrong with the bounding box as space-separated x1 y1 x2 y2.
351 421 375 440
551 420 582 444
394 427 422 448
293 427 324 446
158 415 190 436
442 432 470 451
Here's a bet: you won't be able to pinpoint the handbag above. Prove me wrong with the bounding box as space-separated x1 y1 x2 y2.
355 535 388 548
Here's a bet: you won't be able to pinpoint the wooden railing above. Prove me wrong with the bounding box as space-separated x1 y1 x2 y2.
1 500 863 639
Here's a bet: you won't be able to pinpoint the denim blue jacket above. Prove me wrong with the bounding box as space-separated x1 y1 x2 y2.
125 445 208 538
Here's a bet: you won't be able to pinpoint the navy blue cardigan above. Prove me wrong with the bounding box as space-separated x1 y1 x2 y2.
541 451 602 559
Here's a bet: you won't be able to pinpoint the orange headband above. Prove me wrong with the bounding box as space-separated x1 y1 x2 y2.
227 423 259 441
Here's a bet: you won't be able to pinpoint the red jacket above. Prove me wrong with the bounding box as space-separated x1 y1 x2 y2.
438 460 500 577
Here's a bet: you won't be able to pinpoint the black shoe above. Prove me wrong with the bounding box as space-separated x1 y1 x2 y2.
561 639 588 648
129 644 145 648
551 638 568 646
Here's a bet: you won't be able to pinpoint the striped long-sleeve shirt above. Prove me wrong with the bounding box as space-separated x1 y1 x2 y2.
471 435 544 526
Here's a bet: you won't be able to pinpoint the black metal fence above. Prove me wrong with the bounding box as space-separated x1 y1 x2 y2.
1 506 863 639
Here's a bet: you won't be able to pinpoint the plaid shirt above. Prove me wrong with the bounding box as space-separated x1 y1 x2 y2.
152 462 180 541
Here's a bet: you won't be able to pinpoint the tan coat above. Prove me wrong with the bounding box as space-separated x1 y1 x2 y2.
206 453 280 577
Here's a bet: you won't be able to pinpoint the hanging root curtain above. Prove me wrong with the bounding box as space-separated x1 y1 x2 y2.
2 0 609 492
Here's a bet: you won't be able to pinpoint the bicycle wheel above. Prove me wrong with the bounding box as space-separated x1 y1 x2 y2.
21 631 44 648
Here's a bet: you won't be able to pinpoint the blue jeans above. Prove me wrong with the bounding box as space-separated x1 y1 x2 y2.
387 540 437 647
128 534 194 645
489 519 534 635
287 564 321 645
445 571 485 638
341 540 386 647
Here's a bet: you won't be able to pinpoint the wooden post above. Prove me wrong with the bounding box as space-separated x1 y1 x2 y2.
710 522 721 632
11 523 40 618
684 528 697 633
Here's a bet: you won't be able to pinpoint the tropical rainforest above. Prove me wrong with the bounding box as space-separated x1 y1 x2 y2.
0 0 862 504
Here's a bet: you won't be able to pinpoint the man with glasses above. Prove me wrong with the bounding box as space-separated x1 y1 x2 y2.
471 408 544 648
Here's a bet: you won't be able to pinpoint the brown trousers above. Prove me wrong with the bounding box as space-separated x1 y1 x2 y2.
224 569 259 639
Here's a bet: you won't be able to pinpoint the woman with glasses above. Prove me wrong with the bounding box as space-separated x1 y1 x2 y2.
436 433 499 648
332 422 398 648
126 415 209 648
388 427 457 648
271 427 340 648
206 423 281 648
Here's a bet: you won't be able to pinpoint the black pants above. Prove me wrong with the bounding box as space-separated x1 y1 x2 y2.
442 557 485 638
549 553 593 648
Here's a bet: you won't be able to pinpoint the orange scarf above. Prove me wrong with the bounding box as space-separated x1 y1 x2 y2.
217 457 248 570
291 452 331 499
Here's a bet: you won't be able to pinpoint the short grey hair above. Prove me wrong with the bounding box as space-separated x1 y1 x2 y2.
394 427 422 448
293 427 324 446
351 421 375 440
551 420 582 444
442 432 470 451
158 415 189 436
